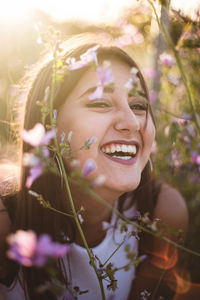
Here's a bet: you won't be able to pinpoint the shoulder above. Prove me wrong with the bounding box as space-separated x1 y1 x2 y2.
139 182 188 260
153 183 188 233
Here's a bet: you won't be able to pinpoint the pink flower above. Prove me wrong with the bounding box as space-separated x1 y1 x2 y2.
67 45 99 70
7 231 37 267
97 67 114 86
159 53 175 67
124 67 140 91
26 164 43 188
196 156 200 165
114 24 144 47
191 151 197 164
89 86 104 100
89 65 114 100
85 136 97 148
80 45 99 66
82 159 97 177
22 123 56 147
7 230 70 267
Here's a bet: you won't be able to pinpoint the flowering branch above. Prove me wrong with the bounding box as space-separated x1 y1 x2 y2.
48 46 106 300
147 0 200 133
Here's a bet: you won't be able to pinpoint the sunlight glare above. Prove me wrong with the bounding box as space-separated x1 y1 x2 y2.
0 0 33 21
171 0 200 20
1 0 199 24
35 0 135 24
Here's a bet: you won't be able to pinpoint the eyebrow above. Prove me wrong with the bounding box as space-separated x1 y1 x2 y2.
78 85 115 99
128 89 147 98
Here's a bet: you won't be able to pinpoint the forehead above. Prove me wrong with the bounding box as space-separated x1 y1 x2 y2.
67 57 134 100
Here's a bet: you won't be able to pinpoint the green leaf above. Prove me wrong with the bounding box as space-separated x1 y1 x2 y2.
169 122 180 143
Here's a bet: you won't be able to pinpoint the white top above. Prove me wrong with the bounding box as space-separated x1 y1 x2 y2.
0 200 138 300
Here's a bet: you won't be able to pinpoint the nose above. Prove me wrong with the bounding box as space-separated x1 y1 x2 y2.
114 104 140 134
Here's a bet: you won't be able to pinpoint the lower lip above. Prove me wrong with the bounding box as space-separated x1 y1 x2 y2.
101 151 138 165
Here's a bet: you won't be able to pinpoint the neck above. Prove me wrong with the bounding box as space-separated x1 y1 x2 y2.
66 183 119 247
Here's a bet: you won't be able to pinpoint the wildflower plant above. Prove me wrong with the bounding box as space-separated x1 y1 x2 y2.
5 4 200 299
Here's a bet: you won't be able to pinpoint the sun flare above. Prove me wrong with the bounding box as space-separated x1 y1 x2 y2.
0 0 199 24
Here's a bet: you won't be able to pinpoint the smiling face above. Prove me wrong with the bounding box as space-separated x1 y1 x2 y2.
57 57 155 201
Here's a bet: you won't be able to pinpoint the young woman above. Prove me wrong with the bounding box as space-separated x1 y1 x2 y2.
0 33 188 300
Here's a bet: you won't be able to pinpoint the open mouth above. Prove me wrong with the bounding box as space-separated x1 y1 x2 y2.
101 143 138 160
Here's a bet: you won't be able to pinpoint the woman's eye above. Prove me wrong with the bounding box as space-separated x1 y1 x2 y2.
130 103 148 111
86 101 110 108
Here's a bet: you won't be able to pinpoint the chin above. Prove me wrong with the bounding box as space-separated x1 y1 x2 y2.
107 177 141 195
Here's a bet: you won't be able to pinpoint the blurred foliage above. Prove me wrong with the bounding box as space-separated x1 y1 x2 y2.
0 0 200 285
152 8 200 283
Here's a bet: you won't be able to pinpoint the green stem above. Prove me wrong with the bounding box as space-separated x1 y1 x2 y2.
87 189 200 258
46 206 74 218
49 55 106 300
148 0 200 132
102 239 125 267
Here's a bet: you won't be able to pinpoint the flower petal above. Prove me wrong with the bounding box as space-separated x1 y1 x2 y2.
26 165 43 188
22 123 45 147
82 159 97 177
89 86 103 100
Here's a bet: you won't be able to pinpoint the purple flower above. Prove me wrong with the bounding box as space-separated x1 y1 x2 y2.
191 151 198 163
133 211 141 220
89 65 114 100
26 164 43 188
186 124 196 137
42 146 50 158
22 123 56 147
33 235 70 266
86 136 97 147
23 149 50 188
196 156 200 165
171 149 182 167
80 45 99 66
7 230 37 267
67 45 99 70
82 159 96 177
159 53 175 67
114 24 144 47
7 230 70 267
96 66 114 86
89 86 104 100
124 67 140 91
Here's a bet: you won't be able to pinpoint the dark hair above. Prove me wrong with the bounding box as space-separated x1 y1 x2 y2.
9 33 158 299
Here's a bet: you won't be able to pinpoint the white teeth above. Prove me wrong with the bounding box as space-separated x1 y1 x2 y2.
116 145 121 152
101 144 137 155
111 144 115 153
121 145 127 152
113 155 132 160
127 145 132 153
